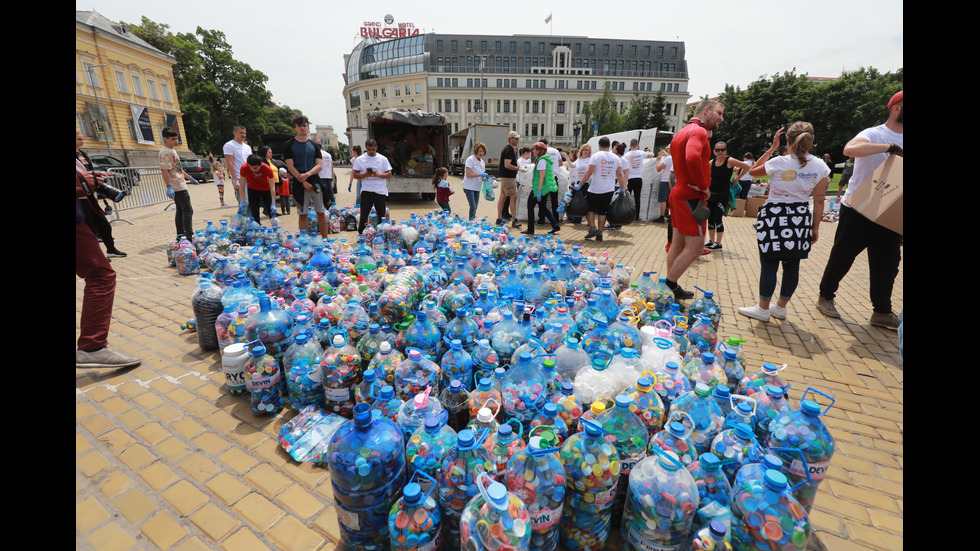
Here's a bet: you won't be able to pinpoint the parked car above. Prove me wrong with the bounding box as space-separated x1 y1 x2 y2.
180 157 212 183
87 154 141 190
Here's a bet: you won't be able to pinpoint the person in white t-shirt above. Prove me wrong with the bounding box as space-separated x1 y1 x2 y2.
223 125 252 202
738 122 829 323
734 152 756 200
461 142 489 221
655 149 673 223
817 91 904 329
623 139 655 222
317 145 334 206
578 136 626 242
351 138 393 234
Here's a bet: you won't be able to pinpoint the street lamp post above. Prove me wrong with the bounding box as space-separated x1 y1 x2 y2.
573 120 583 147
86 63 112 155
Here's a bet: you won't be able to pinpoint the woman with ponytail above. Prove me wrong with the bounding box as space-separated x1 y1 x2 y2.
738 122 830 322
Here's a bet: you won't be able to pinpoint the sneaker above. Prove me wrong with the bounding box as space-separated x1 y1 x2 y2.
869 311 900 330
706 242 723 250
522 229 535 236
816 297 841 318
607 224 622 230
595 231 603 242
106 249 127 258
548 226 561 234
584 227 599 239
738 305 771 322
701 248 711 255
511 220 523 229
76 347 141 369
770 304 787 320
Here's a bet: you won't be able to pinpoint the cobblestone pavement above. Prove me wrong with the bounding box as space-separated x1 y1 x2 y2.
77 168 902 551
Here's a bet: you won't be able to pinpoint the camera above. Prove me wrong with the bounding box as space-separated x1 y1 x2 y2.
93 172 126 202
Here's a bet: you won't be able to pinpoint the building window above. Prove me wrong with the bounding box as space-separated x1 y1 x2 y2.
645 45 651 56
603 44 609 55
556 123 564 136
395 87 401 96
504 100 510 113
131 75 144 97
617 45 624 55
466 40 473 49
510 41 516 52
452 78 458 87
659 46 664 56
525 42 531 53
631 45 636 56
481 40 488 51
437 78 443 87
452 40 458 50
416 83 422 94
437 40 443 50
556 101 565 114
373 89 377 99
114 70 128 94
576 101 581 114
575 43 581 54
672 47 678 57
511 79 517 88
531 123 538 136
589 44 595 54
381 87 386 98
161 82 172 103
532 101 539 113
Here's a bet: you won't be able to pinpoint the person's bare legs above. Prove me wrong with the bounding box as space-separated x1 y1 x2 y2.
666 233 704 282
317 212 328 238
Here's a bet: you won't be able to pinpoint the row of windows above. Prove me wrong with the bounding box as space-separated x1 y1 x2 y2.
435 38 679 58
361 35 425 64
79 61 173 103
434 56 681 77
350 82 425 106
434 77 682 93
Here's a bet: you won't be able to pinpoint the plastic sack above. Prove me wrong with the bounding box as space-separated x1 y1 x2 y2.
566 187 590 217
482 175 496 201
606 189 636 225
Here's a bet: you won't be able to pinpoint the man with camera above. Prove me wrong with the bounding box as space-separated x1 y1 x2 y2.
76 131 126 258
159 127 194 240
75 160 141 369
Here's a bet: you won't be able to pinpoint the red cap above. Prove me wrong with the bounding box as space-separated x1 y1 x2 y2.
887 91 903 109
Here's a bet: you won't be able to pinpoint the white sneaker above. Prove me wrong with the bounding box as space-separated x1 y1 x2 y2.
76 347 141 369
738 304 771 322
770 304 787 320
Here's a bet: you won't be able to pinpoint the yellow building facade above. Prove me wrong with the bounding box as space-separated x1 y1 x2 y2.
76 10 192 166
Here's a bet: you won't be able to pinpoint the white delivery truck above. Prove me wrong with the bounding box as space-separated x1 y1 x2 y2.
365 109 451 200
584 127 675 221
449 124 510 177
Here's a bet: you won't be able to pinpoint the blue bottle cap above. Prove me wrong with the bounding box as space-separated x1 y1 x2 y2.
403 482 423 506
800 399 821 416
723 349 738 360
449 379 463 392
709 520 727 538
765 385 782 397
458 429 475 448
498 424 513 438
702 353 715 363
762 454 783 471
364 369 377 381
543 403 558 416
666 361 679 371
478 378 492 390
712 386 730 399
736 402 753 414
353 403 373 428
637 377 651 388
764 469 788 490
424 416 441 432
669 422 686 436
561 382 575 395
700 453 720 470
734 423 754 440
487 482 509 508
379 385 395 400
614 395 632 409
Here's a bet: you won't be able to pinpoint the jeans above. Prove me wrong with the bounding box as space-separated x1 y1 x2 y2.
437 200 451 212
818 205 902 313
76 221 116 351
173 189 193 240
527 191 558 232
464 189 480 220
358 190 388 233
759 257 801 301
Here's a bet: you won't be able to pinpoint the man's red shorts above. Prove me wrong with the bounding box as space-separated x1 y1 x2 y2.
669 190 706 237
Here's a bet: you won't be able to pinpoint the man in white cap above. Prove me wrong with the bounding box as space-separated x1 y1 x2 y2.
496 130 523 228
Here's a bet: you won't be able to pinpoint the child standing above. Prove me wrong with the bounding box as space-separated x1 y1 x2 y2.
433 167 453 212
277 167 291 214
212 164 227 207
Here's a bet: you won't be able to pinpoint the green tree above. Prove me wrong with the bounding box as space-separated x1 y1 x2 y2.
127 18 300 156
581 82 624 142
622 91 671 132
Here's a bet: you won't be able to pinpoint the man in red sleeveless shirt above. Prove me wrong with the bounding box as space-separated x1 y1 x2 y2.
665 100 725 300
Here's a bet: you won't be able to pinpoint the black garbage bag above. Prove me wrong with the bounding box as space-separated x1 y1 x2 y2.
606 189 636 225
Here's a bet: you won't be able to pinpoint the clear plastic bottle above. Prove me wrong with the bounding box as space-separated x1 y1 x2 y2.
558 419 620 551
244 292 294 364
504 430 566 551
648 412 700 468
596 394 650 524
319 333 362 418
485 420 526 478
528 401 569 447
689 287 722 330
354 368 380 406
397 387 445 442
670 383 726 454
438 429 496 551
441 339 474 391
243 340 286 416
282 329 323 378
691 520 732 551
736 363 788 398
285 337 325 411
368 384 404 424
368 341 405 389
620 449 699 551
551 381 584 437
394 348 442 401
682 352 727 390
406 415 458 494
752 385 794 443
459 473 532 551
554 336 590 386
502 352 551 432
730 470 810 551
191 277 224 351
709 422 763 484
388 476 442 551
624 375 667 441
468 376 502 421
767 389 836 515
327 403 406 551
718 348 745 393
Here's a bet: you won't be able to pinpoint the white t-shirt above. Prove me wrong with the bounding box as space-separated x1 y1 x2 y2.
517 156 532 167
587 150 622 193
319 151 333 179
573 157 590 183
658 155 673 182
223 139 251 180
739 160 755 181
620 156 630 179
842 124 904 208
763 154 831 204
624 149 649 176
352 153 393 195
547 147 561 169
462 155 486 191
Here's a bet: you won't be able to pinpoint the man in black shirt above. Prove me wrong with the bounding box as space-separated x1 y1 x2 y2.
495 130 522 228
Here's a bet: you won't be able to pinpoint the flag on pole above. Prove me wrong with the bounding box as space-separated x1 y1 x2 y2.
544 12 552 23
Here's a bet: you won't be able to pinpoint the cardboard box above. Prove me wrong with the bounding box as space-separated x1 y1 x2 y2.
729 198 747 217
848 155 903 235
745 196 766 218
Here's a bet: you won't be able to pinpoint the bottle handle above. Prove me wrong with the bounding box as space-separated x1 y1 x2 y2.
527 425 561 455
769 446 813 492
475 471 507 511
409 470 439 503
666 410 696 441
500 418 523 444
729 394 759 417
801 387 835 415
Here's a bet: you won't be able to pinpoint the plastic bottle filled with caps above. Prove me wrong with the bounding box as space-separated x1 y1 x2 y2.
438 429 497 551
730 470 809 551
459 472 531 551
503 427 566 551
558 419 620 551
620 448 699 551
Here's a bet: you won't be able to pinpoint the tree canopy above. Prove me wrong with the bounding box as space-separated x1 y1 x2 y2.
581 84 672 143
714 67 903 164
127 17 301 156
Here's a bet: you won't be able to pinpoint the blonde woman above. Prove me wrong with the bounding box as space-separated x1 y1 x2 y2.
739 122 829 322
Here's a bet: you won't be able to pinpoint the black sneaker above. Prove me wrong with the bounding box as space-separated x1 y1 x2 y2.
595 231 603 242
522 229 535 235
511 220 523 229
673 286 695 300
548 226 561 234
495 218 504 225
706 242 723 250
584 227 598 239
106 249 127 258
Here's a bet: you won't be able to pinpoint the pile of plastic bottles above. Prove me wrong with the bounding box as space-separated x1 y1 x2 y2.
174 207 837 551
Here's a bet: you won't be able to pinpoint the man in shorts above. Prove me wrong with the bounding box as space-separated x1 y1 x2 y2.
578 136 626 242
654 147 673 223
496 130 522 228
283 115 327 237
665 100 725 300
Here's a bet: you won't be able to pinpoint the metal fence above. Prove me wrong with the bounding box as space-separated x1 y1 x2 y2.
104 167 174 225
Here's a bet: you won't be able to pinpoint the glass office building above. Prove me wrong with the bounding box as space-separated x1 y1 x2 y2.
343 33 691 148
